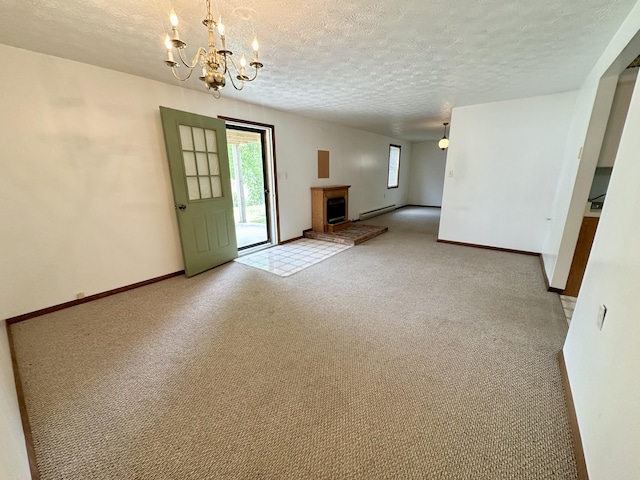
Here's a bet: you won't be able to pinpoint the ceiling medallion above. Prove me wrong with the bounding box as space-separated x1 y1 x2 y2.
163 0 263 98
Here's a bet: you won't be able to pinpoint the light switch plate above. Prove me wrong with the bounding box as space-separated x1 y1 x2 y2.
597 304 607 330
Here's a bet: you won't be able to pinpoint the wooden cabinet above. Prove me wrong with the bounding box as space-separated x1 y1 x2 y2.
311 185 351 233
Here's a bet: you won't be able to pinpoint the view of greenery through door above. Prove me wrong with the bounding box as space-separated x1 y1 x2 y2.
227 128 269 249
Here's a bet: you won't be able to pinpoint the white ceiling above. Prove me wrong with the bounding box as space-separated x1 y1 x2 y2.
1 0 637 141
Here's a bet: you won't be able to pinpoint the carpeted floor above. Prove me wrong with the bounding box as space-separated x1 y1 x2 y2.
10 207 577 479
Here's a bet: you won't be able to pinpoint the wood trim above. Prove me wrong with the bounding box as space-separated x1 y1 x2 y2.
436 239 539 257
7 325 40 480
6 271 184 325
279 236 303 245
271 127 280 244
218 116 281 244
218 116 273 129
558 351 589 480
563 217 599 297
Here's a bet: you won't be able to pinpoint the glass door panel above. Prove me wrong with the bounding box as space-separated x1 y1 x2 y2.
226 128 269 249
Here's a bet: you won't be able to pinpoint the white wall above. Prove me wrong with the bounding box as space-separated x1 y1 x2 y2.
563 74 640 480
438 91 577 253
0 321 31 479
597 69 638 167
0 44 411 319
541 77 617 287
542 3 640 289
407 141 446 207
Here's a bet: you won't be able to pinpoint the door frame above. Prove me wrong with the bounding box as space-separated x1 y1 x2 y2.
219 116 280 246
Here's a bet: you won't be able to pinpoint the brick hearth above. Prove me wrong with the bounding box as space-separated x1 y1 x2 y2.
303 223 388 246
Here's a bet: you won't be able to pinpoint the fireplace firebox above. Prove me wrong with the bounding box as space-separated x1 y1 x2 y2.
326 197 346 224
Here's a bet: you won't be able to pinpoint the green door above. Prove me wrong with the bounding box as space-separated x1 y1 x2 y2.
160 107 238 276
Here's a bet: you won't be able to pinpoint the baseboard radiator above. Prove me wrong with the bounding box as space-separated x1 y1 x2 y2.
359 204 396 221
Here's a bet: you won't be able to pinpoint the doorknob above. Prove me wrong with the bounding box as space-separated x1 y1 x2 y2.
177 204 187 210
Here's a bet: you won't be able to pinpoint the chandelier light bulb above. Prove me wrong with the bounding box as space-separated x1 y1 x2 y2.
165 34 172 51
170 8 179 27
252 37 259 52
240 55 247 68
218 20 225 36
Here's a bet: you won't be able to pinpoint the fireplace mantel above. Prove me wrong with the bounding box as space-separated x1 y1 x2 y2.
311 185 351 233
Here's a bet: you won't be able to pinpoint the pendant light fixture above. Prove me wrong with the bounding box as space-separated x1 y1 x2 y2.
439 122 450 150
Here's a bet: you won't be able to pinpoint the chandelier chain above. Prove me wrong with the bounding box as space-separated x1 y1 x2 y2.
205 0 213 23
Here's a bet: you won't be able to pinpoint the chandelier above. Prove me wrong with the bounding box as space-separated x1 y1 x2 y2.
163 0 263 98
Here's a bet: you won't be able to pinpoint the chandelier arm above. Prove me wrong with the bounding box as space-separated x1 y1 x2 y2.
170 66 195 82
242 67 260 82
225 71 246 91
177 47 207 70
224 54 239 75
221 54 246 90
224 54 261 82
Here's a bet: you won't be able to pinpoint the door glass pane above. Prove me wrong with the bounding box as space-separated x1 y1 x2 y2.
186 177 200 200
179 125 193 150
183 152 197 176
208 153 220 176
196 152 209 175
211 176 223 198
193 127 206 151
205 129 217 152
199 177 212 198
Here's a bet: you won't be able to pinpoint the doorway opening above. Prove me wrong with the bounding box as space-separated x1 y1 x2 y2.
563 63 638 302
222 118 279 251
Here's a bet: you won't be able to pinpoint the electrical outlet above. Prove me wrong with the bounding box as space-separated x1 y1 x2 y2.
597 304 607 330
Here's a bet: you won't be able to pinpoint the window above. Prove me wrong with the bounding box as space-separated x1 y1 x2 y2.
387 144 401 188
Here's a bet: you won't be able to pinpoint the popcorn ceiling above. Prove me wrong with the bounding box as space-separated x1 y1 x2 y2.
2 0 636 140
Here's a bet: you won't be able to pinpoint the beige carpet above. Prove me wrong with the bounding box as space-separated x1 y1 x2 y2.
11 207 577 479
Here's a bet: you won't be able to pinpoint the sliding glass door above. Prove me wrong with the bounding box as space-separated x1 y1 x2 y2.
226 126 270 249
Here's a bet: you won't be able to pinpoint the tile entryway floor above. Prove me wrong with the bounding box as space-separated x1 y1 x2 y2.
234 238 352 277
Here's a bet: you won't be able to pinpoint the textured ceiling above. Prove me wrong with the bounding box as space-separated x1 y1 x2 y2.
1 0 637 140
